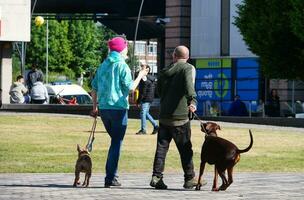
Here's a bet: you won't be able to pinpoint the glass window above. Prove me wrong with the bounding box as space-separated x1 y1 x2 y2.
148 43 157 55
135 42 146 55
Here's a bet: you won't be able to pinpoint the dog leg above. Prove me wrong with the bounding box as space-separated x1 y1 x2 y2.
218 170 228 191
195 162 206 190
85 172 91 187
212 166 218 191
73 171 80 187
227 167 234 188
82 174 87 187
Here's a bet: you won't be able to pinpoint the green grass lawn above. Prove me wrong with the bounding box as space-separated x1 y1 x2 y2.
0 114 303 173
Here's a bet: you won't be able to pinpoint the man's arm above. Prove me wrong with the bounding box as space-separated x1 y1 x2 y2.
21 85 28 94
185 65 197 112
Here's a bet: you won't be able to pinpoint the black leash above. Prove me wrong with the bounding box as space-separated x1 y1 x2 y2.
191 112 208 133
86 117 97 152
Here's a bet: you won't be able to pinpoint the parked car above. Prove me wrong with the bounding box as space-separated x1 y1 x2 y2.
46 82 92 105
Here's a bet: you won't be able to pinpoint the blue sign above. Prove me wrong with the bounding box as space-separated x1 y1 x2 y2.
237 80 259 90
196 89 231 101
236 58 259 68
237 68 259 79
196 69 232 79
196 79 232 90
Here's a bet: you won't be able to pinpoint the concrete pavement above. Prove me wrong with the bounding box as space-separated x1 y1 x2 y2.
0 173 303 200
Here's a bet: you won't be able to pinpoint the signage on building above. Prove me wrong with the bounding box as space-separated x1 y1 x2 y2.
195 58 232 101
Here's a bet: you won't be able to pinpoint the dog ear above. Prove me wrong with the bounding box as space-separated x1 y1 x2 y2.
216 125 221 130
77 144 81 152
206 123 212 131
201 123 207 133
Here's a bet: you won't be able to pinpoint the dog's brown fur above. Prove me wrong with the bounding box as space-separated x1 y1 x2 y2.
73 144 92 187
196 122 253 191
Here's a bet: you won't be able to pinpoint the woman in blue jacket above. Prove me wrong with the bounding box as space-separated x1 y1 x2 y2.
91 37 148 187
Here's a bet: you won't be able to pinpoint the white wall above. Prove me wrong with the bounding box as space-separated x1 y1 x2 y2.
0 0 31 42
191 0 221 58
229 0 255 57
191 0 255 58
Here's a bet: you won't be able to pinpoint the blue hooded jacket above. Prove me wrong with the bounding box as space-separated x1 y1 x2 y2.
91 51 133 110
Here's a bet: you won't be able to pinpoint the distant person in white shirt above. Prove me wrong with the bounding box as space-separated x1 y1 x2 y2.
30 77 48 104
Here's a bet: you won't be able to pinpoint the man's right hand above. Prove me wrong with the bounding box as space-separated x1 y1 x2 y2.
188 104 197 113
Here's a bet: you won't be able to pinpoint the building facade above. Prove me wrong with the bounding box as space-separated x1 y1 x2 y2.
189 0 304 116
133 40 158 74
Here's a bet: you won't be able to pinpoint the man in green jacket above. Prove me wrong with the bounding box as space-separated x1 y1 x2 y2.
150 46 199 189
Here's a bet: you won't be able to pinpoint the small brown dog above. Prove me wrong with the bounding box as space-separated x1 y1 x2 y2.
73 144 92 187
196 122 253 191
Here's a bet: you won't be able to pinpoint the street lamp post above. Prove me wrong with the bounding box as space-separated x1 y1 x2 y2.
132 0 145 79
46 19 49 84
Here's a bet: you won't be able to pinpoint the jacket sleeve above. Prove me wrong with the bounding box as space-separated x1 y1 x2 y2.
39 70 44 82
137 81 143 104
21 85 28 94
119 63 133 95
157 72 164 97
184 65 197 106
91 72 98 91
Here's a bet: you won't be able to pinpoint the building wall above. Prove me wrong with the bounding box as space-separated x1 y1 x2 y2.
190 0 255 58
191 0 221 58
0 0 31 42
165 0 191 66
133 41 158 74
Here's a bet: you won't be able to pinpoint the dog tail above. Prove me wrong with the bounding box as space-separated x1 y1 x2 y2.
238 129 253 154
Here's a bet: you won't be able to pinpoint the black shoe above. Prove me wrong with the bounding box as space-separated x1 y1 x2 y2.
150 176 167 189
151 126 159 135
136 130 147 135
104 178 122 188
183 177 207 189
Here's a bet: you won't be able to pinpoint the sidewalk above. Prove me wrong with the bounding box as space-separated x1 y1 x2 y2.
0 173 303 200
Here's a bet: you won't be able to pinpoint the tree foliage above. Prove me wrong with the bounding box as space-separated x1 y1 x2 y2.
68 21 101 76
25 20 115 80
48 21 73 74
234 0 304 79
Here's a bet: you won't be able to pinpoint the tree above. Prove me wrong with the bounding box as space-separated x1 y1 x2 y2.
68 21 101 77
290 0 304 41
25 20 117 81
234 0 304 79
25 22 47 70
48 21 73 75
26 20 73 77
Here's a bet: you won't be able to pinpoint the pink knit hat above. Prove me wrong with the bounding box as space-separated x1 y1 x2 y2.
108 37 128 52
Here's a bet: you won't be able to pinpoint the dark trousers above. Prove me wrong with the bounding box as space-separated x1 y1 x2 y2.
31 99 46 104
152 121 195 181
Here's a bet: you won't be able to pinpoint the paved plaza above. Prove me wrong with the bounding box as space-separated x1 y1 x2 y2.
0 173 303 200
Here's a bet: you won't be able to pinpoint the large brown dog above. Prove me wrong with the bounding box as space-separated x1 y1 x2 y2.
73 144 92 187
196 122 253 191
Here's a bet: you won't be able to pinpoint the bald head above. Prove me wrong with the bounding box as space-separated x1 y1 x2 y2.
173 46 189 61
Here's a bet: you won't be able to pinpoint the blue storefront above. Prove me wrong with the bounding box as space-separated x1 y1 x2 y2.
195 58 260 116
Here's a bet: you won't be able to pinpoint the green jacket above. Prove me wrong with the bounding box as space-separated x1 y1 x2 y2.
157 61 197 120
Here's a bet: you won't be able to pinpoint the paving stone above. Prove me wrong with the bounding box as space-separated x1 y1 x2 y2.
0 173 303 200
